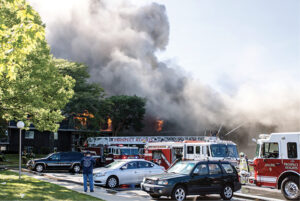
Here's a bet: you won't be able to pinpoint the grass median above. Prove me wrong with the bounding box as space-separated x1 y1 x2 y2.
0 170 103 200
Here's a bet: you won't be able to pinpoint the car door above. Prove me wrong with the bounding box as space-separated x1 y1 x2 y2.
118 161 140 184
60 153 72 169
138 161 159 180
47 153 61 170
221 163 237 185
188 163 210 194
207 163 224 193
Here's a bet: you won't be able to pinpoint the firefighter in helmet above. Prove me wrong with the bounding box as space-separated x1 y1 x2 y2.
239 152 250 184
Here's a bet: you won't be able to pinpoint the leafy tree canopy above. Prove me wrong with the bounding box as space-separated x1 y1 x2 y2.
55 59 105 130
103 95 146 136
0 0 74 131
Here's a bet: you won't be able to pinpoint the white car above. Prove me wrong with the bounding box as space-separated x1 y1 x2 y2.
93 159 165 188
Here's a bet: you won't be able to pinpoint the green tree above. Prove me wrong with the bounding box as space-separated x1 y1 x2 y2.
103 95 146 136
0 0 74 131
55 59 105 130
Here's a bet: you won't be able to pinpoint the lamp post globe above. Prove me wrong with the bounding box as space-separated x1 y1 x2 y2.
17 121 24 179
17 121 25 129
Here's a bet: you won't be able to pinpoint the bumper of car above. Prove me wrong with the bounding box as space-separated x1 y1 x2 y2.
93 175 109 186
141 182 172 196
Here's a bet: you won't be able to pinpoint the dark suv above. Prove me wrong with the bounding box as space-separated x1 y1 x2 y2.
26 152 83 173
141 160 241 201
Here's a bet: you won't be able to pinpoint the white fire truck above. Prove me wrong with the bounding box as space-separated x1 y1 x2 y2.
251 132 300 200
144 137 239 169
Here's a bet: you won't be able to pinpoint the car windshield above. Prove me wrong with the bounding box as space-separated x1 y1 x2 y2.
46 153 53 158
105 161 126 169
167 162 195 175
227 145 238 158
210 144 238 158
120 148 139 155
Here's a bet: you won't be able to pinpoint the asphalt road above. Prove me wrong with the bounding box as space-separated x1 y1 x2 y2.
36 170 284 201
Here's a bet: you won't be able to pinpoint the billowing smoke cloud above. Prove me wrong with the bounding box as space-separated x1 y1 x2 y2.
29 0 300 142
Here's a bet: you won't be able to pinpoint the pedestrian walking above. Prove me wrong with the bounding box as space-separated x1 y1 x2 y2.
81 151 95 192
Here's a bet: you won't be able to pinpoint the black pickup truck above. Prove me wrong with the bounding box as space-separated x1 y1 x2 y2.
26 152 83 173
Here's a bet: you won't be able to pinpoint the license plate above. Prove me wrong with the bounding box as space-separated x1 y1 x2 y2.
145 186 150 191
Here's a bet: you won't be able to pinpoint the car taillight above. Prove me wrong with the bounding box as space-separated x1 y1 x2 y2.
122 156 127 159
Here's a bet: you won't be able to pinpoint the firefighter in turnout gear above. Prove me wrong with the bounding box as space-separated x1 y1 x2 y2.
239 152 250 184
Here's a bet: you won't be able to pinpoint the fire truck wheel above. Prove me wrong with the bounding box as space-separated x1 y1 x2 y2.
149 194 160 199
106 176 119 188
220 184 233 200
281 176 300 200
171 185 186 201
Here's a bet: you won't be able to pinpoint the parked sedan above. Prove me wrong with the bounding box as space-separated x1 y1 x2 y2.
93 159 165 188
141 160 241 201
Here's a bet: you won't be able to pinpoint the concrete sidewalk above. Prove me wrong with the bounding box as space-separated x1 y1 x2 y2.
13 170 151 201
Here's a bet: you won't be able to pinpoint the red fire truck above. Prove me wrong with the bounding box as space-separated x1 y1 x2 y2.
83 136 211 166
144 137 239 169
251 132 300 200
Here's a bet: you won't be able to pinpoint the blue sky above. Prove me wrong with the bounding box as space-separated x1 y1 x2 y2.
149 0 300 93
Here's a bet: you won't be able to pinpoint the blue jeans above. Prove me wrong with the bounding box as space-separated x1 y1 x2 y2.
83 173 94 192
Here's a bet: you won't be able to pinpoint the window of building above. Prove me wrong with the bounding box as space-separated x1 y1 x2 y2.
24 146 33 153
195 146 200 154
287 142 297 158
25 131 34 139
262 143 279 158
54 132 58 140
187 146 194 154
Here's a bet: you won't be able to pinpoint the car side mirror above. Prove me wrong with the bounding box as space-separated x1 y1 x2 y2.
120 166 126 170
191 172 198 177
48 158 52 161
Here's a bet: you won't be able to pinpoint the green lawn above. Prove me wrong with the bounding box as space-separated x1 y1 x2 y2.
0 154 46 168
0 170 102 201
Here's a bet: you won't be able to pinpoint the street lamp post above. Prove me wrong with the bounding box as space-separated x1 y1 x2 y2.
17 121 25 179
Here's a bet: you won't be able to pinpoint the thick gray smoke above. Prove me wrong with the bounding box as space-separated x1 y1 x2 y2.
29 0 300 142
29 0 226 133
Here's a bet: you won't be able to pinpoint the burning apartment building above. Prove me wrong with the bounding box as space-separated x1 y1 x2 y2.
9 0 299 156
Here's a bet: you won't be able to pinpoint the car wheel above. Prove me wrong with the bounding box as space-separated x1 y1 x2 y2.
149 194 160 199
106 176 118 188
281 176 300 200
73 164 81 173
220 184 233 200
35 164 44 173
172 185 186 201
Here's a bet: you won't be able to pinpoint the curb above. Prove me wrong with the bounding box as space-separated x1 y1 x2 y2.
234 192 284 201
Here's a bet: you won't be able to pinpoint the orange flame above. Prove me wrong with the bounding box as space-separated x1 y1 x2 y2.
101 118 112 131
74 110 95 126
156 119 164 132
